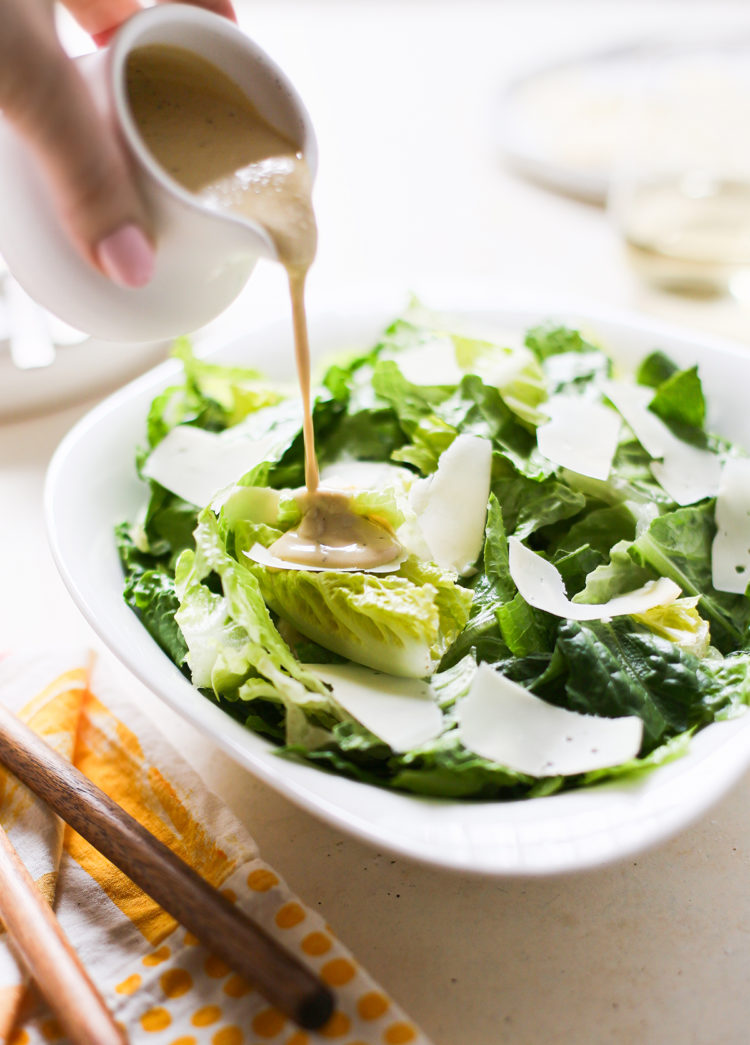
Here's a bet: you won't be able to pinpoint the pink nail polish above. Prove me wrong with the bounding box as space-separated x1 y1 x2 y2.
92 26 118 48
96 225 154 288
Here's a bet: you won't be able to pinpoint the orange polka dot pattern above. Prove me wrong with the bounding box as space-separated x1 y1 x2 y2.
321 958 357 987
191 1006 222 1028
275 901 306 929
223 973 253 999
320 1010 351 1038
301 931 332 956
40 1019 62 1042
384 1023 419 1044
116 973 142 996
252 1007 286 1038
212 1027 243 1045
161 968 194 999
143 945 172 967
247 867 279 892
0 657 430 1045
358 992 390 1021
88 857 431 1044
140 1007 172 1032
205 955 232 979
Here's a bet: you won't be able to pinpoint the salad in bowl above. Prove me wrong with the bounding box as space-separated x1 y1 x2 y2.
116 304 750 802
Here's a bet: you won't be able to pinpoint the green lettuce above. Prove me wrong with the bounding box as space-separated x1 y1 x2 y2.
175 510 337 746
551 618 717 751
117 522 187 665
630 503 750 653
118 315 750 801
244 553 473 678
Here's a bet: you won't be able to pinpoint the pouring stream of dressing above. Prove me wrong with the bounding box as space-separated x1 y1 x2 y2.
126 45 400 569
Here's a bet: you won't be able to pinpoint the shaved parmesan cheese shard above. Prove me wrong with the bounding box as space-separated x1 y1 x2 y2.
712 457 750 593
472 346 537 390
245 542 406 574
308 663 442 751
600 381 664 457
143 425 283 507
508 536 681 620
457 663 643 776
536 396 620 480
384 336 464 386
648 457 721 507
320 460 413 491
601 379 721 505
409 434 492 575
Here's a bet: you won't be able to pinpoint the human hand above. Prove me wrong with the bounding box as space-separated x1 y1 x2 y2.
0 0 237 288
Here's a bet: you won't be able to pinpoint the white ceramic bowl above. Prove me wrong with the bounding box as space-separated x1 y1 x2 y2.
45 296 750 875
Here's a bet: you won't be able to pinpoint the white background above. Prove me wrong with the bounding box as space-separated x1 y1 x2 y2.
4 2 750 1042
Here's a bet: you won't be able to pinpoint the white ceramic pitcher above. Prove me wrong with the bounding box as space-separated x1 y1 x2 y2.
0 4 317 342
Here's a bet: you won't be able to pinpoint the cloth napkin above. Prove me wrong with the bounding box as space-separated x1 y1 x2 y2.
0 650 432 1045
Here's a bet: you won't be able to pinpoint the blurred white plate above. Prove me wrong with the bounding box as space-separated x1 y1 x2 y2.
0 335 170 422
45 295 750 875
0 259 171 421
497 44 652 204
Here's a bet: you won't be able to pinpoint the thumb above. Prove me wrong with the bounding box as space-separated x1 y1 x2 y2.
3 39 154 288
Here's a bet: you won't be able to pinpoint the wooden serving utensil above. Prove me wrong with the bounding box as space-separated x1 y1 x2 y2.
0 702 335 1031
0 824 126 1045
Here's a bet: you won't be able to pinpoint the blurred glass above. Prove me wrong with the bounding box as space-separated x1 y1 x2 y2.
608 40 750 300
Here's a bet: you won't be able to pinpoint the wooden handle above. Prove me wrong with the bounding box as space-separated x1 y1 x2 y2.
0 824 126 1045
0 703 334 1031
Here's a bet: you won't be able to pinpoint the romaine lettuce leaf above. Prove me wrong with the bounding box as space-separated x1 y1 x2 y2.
117 522 187 665
524 324 602 361
575 539 653 604
490 470 586 539
282 725 536 799
174 510 337 746
630 502 750 652
451 335 548 426
118 314 750 801
552 617 716 751
442 495 556 665
245 554 473 678
647 364 706 432
636 349 679 388
631 597 710 659
172 337 284 428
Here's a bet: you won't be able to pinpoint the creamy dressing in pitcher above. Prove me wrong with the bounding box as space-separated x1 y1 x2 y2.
126 45 400 570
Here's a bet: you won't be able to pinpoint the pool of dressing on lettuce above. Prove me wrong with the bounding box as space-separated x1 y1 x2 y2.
126 44 400 571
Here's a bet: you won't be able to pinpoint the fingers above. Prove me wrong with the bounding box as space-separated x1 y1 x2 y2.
63 0 236 45
0 28 153 286
0 0 239 289
61 0 141 40
172 0 238 21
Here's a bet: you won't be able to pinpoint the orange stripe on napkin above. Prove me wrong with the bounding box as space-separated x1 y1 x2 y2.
0 989 26 1045
0 670 87 1044
64 688 236 944
0 670 87 832
18 668 87 738
23 672 87 756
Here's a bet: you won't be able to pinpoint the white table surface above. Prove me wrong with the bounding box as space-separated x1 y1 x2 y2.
4 2 750 1042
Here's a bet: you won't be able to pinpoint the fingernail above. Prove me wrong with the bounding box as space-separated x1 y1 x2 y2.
96 225 154 288
92 26 118 48
218 2 239 22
